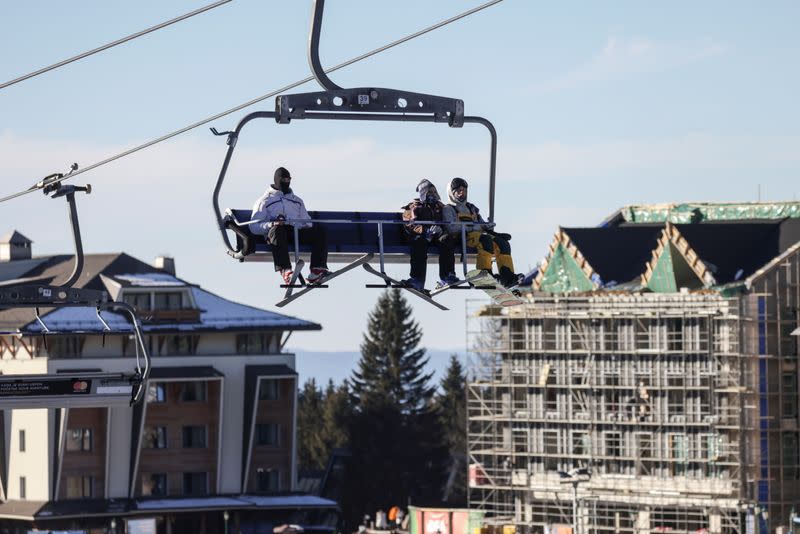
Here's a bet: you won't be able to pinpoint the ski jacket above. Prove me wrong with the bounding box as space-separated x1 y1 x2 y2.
443 201 489 236
402 198 446 236
250 186 312 235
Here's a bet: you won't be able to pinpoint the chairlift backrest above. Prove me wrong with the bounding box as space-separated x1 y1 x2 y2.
225 209 478 265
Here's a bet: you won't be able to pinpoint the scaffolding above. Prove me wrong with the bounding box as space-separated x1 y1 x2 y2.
466 293 773 534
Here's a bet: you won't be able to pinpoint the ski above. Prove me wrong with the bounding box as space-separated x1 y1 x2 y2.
362 263 449 311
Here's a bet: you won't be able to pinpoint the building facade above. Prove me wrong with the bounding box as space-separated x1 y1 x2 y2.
0 237 333 533
467 203 800 534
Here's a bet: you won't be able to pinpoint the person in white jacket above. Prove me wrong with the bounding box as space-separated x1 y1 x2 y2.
250 167 330 284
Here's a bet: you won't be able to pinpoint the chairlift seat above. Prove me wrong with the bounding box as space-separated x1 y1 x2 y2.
225 209 478 264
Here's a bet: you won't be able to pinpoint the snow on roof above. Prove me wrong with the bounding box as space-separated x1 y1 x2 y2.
134 494 337 511
239 495 337 508
136 497 245 510
114 272 187 287
21 286 318 333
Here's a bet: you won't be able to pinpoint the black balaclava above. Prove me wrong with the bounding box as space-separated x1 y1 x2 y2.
416 179 440 204
274 167 292 194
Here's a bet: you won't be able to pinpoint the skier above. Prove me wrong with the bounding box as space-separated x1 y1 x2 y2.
250 167 331 285
401 179 459 291
443 177 521 287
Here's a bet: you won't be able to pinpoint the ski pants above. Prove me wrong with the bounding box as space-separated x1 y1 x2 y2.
267 224 328 271
409 235 455 283
467 231 514 272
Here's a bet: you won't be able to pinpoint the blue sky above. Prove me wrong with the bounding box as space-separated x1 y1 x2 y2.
1 1 799 358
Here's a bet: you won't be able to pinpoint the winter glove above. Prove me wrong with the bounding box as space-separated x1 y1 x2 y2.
425 225 443 240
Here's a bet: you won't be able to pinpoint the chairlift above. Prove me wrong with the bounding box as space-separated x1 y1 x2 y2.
0 171 151 408
212 0 499 309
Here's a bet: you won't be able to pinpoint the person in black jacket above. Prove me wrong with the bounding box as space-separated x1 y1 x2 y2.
401 179 458 291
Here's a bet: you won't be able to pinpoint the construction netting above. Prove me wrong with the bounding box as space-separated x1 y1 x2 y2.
622 202 800 224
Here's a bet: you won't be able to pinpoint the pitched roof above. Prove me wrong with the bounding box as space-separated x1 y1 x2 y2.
562 226 663 285
0 230 32 245
0 253 320 334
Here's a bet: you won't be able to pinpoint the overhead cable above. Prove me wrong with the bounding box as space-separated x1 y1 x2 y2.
0 0 503 204
0 0 234 91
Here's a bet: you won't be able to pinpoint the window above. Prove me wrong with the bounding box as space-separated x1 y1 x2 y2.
668 376 686 419
143 426 167 449
571 432 589 457
636 433 653 476
142 473 168 496
783 432 799 480
670 434 688 476
604 375 620 417
258 379 280 401
19 477 26 499
180 382 207 402
66 428 92 452
147 383 167 403
65 476 94 498
605 432 622 474
782 373 798 418
256 423 280 446
123 292 151 311
542 430 559 472
256 468 280 492
19 430 25 452
182 425 207 448
182 472 207 496
167 335 197 355
236 333 272 354
48 336 84 357
154 291 183 310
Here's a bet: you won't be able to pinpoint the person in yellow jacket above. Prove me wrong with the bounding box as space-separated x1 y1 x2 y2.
442 177 521 287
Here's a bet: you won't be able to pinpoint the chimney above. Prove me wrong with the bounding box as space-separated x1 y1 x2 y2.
0 231 32 262
154 256 176 276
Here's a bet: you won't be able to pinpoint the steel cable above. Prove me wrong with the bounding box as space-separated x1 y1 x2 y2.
0 0 234 91
0 0 503 204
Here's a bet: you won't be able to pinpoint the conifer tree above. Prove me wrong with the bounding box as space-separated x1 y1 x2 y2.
343 290 447 528
297 378 327 471
436 354 467 505
321 379 351 454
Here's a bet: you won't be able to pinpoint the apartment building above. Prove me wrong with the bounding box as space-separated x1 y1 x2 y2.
0 234 336 533
467 203 800 534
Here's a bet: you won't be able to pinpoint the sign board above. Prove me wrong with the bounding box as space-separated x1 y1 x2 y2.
128 517 157 534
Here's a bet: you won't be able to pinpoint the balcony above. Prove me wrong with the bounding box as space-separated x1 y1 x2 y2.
136 309 201 324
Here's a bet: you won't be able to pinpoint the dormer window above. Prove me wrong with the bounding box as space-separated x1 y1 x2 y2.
120 289 199 323
122 290 191 311
154 291 183 311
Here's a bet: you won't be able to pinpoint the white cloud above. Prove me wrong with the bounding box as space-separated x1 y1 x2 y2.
532 35 728 93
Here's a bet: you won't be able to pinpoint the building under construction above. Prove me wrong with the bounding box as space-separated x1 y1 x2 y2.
467 203 800 534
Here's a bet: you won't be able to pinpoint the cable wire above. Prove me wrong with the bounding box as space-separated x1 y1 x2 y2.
0 0 233 91
0 0 503 204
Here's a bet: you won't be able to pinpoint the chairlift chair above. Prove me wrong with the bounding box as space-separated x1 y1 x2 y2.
0 174 151 408
212 0 499 309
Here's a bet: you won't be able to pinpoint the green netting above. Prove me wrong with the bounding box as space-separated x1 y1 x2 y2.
623 202 800 224
539 243 595 293
646 242 705 293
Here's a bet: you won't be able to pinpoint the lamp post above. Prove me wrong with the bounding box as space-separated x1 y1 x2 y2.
224 510 230 534
558 468 591 534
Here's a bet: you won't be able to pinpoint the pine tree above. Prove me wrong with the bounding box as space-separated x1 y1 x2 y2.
342 290 447 528
351 289 435 411
297 378 327 471
321 379 351 454
436 354 467 505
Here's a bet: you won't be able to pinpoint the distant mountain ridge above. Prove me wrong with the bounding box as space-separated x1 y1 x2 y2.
289 348 465 388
